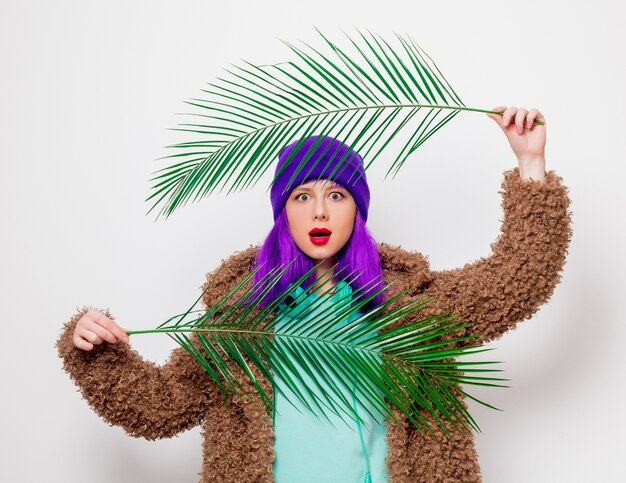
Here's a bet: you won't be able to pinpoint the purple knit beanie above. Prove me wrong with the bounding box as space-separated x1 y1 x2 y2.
270 135 370 221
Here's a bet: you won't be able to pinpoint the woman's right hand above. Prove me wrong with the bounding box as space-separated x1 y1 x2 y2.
73 309 130 351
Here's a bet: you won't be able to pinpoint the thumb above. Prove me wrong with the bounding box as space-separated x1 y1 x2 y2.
120 327 131 343
487 113 504 130
486 106 506 125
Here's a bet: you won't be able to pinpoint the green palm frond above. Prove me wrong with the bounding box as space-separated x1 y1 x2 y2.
128 261 507 435
147 28 528 219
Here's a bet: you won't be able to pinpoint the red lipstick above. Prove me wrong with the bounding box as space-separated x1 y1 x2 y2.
308 227 332 245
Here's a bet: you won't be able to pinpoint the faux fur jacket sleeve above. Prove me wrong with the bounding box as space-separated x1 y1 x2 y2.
55 307 224 440
380 167 572 347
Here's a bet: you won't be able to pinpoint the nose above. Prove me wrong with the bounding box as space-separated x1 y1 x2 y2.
313 196 328 221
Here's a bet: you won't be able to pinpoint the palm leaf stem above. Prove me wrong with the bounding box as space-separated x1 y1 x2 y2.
159 103 541 157
124 325 506 410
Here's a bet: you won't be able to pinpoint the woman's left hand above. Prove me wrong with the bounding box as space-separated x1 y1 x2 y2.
487 106 546 181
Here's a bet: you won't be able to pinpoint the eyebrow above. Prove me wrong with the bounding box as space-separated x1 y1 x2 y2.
293 181 345 192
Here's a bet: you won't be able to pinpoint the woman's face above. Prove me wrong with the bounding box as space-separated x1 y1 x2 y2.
285 179 357 262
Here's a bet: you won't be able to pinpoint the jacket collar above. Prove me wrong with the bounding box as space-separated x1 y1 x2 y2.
201 242 432 310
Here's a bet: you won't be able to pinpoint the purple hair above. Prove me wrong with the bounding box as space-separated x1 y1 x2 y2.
251 206 385 311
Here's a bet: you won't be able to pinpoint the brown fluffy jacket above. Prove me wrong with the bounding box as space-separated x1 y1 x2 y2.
56 168 572 482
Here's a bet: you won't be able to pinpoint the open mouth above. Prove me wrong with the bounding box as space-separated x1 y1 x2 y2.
309 228 332 245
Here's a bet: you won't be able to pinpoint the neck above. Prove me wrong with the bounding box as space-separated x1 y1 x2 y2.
311 257 337 295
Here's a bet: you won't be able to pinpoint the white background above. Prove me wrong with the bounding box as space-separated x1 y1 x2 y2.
2 0 625 481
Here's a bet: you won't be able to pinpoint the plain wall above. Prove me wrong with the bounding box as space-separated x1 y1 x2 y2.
2 0 625 481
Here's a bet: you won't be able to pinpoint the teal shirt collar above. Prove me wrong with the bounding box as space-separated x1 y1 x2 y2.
277 280 353 317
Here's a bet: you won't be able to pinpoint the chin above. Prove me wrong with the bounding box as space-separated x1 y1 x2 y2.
306 250 337 262
300 244 341 262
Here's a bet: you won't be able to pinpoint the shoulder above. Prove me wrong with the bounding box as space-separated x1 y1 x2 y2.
377 242 432 294
200 245 260 308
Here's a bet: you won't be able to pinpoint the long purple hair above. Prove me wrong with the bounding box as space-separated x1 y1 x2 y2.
251 205 385 311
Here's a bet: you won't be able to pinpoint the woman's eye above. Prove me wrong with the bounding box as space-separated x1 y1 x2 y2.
330 192 344 200
296 193 310 201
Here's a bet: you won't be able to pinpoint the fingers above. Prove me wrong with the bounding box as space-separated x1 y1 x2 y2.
92 310 130 343
488 106 545 131
76 327 104 345
526 108 544 128
73 309 130 351
72 335 94 351
85 322 117 344
501 106 518 128
514 108 529 135
486 105 516 127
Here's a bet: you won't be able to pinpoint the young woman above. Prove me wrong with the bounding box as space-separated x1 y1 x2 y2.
57 106 572 482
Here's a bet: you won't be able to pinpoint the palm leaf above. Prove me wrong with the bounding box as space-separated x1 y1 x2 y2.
127 260 507 435
147 28 537 219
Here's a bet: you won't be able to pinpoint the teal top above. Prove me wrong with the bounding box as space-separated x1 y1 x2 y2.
271 281 389 483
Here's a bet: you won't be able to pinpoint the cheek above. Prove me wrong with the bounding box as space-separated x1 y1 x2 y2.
286 207 307 245
336 209 356 245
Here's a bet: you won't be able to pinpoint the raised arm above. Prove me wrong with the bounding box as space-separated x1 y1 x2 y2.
427 168 572 345
426 107 572 345
56 307 223 440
